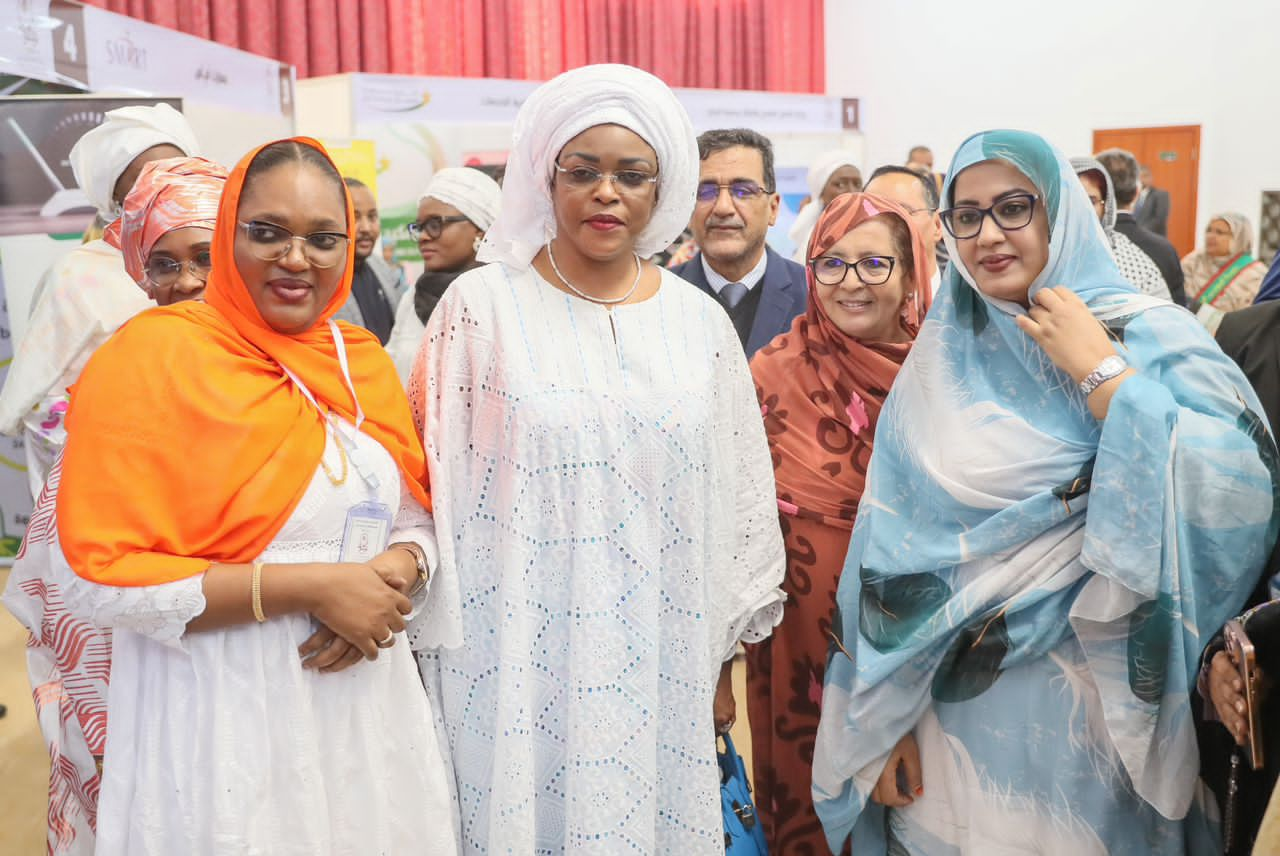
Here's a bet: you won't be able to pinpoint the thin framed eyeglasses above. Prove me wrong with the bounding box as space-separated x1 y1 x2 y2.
408 215 471 240
810 255 896 287
238 220 349 269
940 193 1039 240
553 162 658 194
144 252 212 286
695 180 772 203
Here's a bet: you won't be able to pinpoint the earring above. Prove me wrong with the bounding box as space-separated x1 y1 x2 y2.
473 235 482 252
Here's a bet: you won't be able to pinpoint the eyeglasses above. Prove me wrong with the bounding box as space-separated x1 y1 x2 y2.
238 220 349 268
553 163 658 194
144 252 213 286
900 204 937 216
940 193 1039 240
810 255 896 287
408 215 471 240
695 181 772 203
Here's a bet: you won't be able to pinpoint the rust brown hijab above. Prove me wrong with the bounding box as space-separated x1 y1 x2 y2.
750 192 932 527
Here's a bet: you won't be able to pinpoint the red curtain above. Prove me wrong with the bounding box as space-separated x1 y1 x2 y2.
82 0 824 92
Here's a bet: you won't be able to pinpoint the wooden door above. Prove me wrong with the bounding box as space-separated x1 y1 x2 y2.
1092 125 1200 257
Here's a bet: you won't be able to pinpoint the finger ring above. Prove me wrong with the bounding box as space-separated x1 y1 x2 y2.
375 630 395 648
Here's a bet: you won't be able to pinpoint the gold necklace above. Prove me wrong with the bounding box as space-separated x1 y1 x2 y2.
319 417 349 487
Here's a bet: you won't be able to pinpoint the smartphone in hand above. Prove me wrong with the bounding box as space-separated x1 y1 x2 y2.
1225 619 1265 771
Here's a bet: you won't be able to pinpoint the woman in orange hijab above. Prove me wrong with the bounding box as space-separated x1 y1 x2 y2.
742 192 931 854
49 138 460 856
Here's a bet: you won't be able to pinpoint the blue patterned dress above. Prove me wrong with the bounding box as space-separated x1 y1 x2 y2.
813 130 1280 855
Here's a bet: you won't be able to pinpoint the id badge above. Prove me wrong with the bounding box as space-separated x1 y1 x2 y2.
340 501 394 564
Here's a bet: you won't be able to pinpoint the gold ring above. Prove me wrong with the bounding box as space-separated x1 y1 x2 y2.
375 630 395 649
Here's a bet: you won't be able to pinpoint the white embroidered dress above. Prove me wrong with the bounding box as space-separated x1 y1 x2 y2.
409 264 786 855
53 423 459 856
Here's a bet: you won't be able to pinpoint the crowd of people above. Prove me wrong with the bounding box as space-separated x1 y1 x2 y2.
3 60 1280 856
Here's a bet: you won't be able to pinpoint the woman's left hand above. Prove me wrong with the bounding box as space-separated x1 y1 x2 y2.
714 661 736 734
1014 286 1117 384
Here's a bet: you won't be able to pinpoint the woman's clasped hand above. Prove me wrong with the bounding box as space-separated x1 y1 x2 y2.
296 550 419 670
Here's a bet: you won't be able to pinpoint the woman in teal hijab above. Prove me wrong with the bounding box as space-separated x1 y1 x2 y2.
812 129 1279 854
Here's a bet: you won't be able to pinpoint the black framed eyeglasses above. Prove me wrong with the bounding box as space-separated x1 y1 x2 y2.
940 193 1039 240
553 162 659 193
144 252 213 286
408 215 472 240
810 255 896 287
695 180 772 203
237 220 349 268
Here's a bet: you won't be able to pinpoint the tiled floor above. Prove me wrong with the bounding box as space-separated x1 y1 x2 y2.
0 569 48 855
0 567 753 852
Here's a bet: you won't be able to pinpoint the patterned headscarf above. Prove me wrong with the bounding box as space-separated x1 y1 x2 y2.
751 192 931 526
104 156 227 289
1206 211 1256 259
69 103 200 219
788 149 862 257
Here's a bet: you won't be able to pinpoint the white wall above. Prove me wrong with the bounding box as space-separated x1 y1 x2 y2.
824 0 1280 252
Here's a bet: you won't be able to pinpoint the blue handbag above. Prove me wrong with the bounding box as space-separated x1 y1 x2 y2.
719 732 769 855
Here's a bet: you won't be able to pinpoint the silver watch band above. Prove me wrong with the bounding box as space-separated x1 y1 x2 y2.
1079 355 1127 397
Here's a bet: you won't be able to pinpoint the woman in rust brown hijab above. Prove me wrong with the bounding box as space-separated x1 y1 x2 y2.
745 192 932 854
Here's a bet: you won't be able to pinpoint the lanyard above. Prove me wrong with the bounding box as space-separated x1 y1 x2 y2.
279 320 380 493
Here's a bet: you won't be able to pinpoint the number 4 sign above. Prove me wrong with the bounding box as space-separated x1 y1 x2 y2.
50 0 88 88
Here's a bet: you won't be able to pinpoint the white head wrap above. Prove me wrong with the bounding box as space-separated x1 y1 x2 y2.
478 63 699 269
787 149 861 261
69 103 200 220
420 167 503 231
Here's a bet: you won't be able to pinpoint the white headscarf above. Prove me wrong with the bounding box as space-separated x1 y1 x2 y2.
787 149 861 261
420 167 503 231
69 103 200 220
478 63 698 269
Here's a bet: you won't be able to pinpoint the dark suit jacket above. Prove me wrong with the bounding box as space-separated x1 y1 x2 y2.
1115 212 1186 306
1135 187 1170 236
672 247 808 358
1216 299 1280 434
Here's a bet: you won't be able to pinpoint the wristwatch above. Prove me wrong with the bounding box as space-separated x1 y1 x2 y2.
390 541 430 597
1079 355 1127 397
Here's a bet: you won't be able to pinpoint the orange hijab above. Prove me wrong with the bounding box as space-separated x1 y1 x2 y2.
750 192 932 527
58 137 430 586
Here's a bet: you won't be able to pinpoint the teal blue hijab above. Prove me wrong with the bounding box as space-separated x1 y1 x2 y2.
812 130 1278 852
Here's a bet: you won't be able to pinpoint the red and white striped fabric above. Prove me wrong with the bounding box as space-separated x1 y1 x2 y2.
4 456 111 856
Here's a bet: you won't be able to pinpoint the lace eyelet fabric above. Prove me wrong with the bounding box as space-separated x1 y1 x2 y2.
408 265 786 854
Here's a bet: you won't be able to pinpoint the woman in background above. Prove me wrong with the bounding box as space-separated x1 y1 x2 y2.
788 150 862 262
385 166 502 381
1183 211 1268 314
2 155 227 856
746 191 931 854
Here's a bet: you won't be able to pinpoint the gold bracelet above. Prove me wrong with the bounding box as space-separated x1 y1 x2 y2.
251 561 267 623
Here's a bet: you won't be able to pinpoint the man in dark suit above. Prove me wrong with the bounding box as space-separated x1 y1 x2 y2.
673 128 807 358
1096 148 1186 306
1217 299 1280 433
1135 165 1171 237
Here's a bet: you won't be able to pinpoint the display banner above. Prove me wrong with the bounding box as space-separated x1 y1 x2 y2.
0 0 294 117
81 5 292 117
0 256 33 565
0 96 181 237
351 73 847 134
321 138 379 192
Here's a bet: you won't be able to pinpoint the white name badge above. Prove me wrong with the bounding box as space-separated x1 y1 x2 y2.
340 501 394 564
